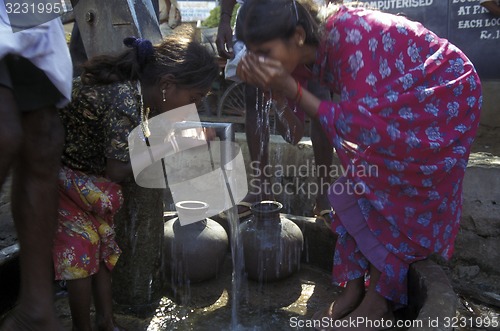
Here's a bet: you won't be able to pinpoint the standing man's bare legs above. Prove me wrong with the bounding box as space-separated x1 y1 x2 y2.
308 81 334 221
0 87 22 186
310 118 334 218
245 86 273 206
0 85 65 330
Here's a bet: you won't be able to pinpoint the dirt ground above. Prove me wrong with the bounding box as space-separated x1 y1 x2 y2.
471 124 500 156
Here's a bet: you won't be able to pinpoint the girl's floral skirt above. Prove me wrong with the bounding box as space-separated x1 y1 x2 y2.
53 166 123 280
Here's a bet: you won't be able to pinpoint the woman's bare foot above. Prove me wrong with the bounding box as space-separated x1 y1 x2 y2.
312 277 365 329
331 289 394 331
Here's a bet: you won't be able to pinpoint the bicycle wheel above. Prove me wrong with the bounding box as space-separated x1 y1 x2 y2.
217 81 246 118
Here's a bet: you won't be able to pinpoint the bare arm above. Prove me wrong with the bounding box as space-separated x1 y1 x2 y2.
273 97 305 145
216 0 237 58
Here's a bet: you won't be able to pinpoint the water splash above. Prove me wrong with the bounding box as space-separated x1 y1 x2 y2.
219 174 246 330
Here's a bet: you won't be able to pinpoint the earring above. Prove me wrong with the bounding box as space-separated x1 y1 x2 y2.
298 39 304 46
162 89 166 102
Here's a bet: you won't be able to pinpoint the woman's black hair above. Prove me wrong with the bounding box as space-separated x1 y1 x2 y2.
81 32 219 90
236 0 321 46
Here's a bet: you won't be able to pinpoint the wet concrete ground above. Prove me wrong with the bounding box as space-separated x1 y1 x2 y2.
51 256 435 331
54 260 345 331
1 257 498 330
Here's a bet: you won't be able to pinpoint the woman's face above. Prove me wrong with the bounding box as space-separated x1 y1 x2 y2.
150 85 209 115
165 86 209 111
247 38 301 74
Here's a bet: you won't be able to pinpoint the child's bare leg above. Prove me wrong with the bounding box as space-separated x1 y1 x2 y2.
313 276 365 324
66 278 93 331
92 264 126 331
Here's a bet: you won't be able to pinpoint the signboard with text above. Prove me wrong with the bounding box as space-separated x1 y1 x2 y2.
177 1 216 22
344 0 500 79
448 0 500 79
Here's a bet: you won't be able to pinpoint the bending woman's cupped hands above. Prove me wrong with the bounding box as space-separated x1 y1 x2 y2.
237 52 297 99
237 52 321 119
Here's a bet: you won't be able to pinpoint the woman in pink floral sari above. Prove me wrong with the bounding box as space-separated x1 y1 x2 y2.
236 0 481 329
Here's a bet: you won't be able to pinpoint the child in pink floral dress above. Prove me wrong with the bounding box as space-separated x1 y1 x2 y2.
53 35 219 331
